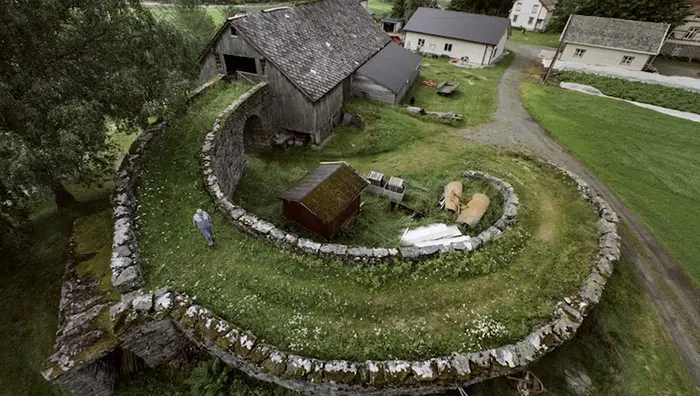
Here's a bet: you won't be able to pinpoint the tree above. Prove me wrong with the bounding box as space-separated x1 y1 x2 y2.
171 0 219 51
391 0 406 18
393 0 437 20
448 0 513 16
0 0 198 243
548 0 691 32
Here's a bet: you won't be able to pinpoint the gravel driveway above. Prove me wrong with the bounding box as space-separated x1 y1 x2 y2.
460 41 700 386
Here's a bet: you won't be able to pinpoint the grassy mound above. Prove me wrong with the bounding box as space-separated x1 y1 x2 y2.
137 80 598 361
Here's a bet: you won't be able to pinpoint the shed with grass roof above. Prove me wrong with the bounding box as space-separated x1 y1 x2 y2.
280 162 368 239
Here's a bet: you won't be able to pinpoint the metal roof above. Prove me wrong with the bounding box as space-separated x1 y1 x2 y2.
402 8 510 46
356 43 421 94
564 15 670 55
280 162 368 224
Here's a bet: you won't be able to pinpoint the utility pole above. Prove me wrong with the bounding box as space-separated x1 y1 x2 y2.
543 14 573 83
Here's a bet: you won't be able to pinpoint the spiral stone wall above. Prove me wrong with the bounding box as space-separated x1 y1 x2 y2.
52 82 620 396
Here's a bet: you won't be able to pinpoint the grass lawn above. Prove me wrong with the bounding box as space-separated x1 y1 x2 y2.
367 0 392 17
522 82 700 286
554 71 700 114
404 53 514 126
137 80 600 361
508 30 560 48
147 5 226 25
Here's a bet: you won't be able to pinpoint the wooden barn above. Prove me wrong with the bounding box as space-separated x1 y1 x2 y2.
197 0 391 145
279 162 368 240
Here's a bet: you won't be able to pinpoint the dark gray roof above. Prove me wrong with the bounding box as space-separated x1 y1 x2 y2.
356 43 421 94
280 162 368 224
564 15 670 55
402 8 509 46
230 0 390 102
380 18 403 23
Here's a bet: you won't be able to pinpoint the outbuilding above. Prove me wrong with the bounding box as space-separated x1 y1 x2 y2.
352 43 422 104
403 8 509 66
279 162 368 240
197 0 390 145
559 15 670 71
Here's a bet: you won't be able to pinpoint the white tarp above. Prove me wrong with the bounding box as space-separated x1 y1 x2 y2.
540 56 700 93
400 224 465 247
560 82 700 123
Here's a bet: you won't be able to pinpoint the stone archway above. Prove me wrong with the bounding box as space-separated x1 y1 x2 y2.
243 114 267 152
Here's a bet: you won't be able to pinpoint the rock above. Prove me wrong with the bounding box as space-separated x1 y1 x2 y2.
285 355 314 378
565 368 594 395
411 360 436 382
371 248 389 259
320 244 347 256
132 294 153 312
399 246 420 259
595 219 616 235
385 360 412 385
449 354 471 380
110 256 132 270
113 266 141 291
493 345 518 368
109 302 129 320
261 352 287 376
324 360 357 384
155 292 173 311
114 245 131 258
366 361 386 386
251 219 275 235
297 238 321 254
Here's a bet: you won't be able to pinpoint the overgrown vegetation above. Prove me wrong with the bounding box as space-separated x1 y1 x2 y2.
508 30 561 48
137 80 599 360
522 82 700 286
403 53 514 125
554 71 700 114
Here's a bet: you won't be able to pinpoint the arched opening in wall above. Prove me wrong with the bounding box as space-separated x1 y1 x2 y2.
243 114 267 152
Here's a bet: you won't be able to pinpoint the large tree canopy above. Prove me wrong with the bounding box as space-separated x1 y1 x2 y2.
391 0 437 20
448 0 513 16
0 0 199 250
548 0 691 32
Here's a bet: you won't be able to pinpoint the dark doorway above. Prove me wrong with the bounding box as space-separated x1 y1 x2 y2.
243 114 267 151
223 54 257 76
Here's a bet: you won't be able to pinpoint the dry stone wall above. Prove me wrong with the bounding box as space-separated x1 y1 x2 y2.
60 82 621 396
202 85 521 263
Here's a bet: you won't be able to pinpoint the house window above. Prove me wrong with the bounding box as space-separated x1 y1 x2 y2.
532 4 539 13
620 56 635 66
230 26 237 36
528 17 534 25
683 27 699 40
513 15 519 22
573 48 586 58
515 2 522 11
418 38 425 47
444 43 453 52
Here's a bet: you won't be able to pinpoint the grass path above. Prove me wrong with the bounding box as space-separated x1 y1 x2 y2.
508 30 560 48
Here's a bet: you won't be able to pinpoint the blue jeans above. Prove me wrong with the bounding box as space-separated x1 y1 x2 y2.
198 224 214 247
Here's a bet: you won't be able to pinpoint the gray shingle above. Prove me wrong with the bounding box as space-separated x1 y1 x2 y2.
231 0 390 102
356 43 421 94
564 15 670 55
403 8 510 46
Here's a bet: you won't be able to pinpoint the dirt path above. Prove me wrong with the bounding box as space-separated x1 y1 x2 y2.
460 42 700 386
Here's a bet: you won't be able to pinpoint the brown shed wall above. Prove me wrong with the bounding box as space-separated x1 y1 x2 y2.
282 195 362 239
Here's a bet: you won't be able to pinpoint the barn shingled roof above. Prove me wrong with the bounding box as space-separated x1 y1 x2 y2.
564 15 670 55
280 162 368 224
229 0 390 102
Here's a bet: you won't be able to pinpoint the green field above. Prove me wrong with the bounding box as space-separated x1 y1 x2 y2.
522 82 700 286
404 53 514 125
508 30 560 48
554 71 700 114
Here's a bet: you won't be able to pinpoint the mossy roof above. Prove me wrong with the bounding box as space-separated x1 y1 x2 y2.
280 162 368 224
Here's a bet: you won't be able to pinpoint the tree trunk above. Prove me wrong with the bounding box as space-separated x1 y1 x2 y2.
51 181 77 209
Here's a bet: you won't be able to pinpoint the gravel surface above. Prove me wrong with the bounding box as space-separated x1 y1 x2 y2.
460 41 700 387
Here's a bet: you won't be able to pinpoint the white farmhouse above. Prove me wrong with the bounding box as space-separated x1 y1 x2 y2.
558 15 670 71
509 0 557 31
661 0 700 60
403 8 509 66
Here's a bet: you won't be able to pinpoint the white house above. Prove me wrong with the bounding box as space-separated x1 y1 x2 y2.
558 15 670 72
509 0 557 31
403 8 510 66
661 0 700 60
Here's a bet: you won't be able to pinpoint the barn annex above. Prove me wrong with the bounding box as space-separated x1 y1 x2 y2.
197 0 419 145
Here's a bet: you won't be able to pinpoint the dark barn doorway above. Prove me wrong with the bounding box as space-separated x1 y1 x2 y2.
223 54 257 76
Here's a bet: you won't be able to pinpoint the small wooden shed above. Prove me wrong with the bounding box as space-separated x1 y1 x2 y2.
280 162 369 239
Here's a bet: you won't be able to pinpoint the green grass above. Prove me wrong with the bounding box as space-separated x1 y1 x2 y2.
554 71 700 114
403 53 514 126
367 0 392 17
236 108 503 247
137 80 599 361
148 5 227 25
522 82 700 286
508 30 561 48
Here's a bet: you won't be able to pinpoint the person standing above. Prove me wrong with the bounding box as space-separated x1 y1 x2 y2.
193 208 214 247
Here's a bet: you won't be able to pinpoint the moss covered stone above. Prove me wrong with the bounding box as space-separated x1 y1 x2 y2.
261 351 287 376
248 344 272 364
323 360 357 384
385 360 412 385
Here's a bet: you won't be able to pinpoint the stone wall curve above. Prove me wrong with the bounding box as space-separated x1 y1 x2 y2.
202 85 520 263
104 83 620 395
